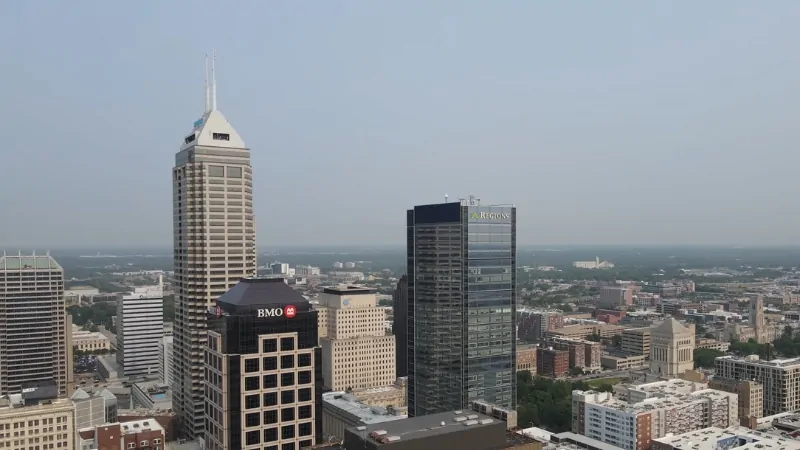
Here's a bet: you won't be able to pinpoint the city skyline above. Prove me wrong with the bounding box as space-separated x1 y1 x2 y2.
4 2 800 247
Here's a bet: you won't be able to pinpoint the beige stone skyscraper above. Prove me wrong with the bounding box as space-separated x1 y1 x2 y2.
318 286 396 391
172 52 256 438
649 318 694 377
0 254 73 396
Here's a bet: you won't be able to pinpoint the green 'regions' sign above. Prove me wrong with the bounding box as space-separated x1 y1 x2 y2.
471 211 510 220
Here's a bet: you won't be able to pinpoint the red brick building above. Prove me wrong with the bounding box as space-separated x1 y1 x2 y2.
79 419 166 450
536 347 569 377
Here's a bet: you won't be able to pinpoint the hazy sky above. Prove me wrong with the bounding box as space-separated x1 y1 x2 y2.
3 2 800 248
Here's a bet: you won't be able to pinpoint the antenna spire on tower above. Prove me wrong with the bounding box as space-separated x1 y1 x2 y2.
211 48 217 111
204 53 211 113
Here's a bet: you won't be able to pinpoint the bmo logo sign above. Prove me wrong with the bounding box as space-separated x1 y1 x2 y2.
257 305 297 318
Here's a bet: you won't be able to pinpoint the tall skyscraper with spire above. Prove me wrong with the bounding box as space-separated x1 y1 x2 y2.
172 51 257 438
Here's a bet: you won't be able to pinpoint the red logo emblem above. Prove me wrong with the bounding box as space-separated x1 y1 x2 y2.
284 305 297 318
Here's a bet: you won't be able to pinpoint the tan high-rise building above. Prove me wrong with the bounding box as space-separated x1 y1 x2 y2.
172 53 257 438
319 286 396 391
650 318 695 377
622 328 651 356
0 254 73 396
0 393 75 450
708 378 764 420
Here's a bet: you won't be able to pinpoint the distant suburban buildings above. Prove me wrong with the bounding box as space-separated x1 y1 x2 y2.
572 256 615 269
599 286 634 308
270 262 290 275
518 310 565 342
295 265 320 277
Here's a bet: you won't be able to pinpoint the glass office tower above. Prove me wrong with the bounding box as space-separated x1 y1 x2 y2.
406 200 516 417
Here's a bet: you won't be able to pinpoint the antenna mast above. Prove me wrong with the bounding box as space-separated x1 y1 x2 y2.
204 54 210 113
211 48 217 111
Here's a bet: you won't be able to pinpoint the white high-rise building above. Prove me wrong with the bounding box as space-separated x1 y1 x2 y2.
158 335 174 386
270 262 289 275
172 51 257 438
573 379 738 450
117 281 164 377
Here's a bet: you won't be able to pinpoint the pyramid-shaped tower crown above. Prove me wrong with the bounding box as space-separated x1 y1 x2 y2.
654 318 690 336
179 49 246 152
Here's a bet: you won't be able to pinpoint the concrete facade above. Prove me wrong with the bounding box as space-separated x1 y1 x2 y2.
171 88 258 438
650 319 695 377
318 286 396 391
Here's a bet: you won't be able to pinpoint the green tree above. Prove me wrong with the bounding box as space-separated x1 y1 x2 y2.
516 372 593 432
587 333 601 342
611 335 622 347
693 348 724 368
557 304 573 313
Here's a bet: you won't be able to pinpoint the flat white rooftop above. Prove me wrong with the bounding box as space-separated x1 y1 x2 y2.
654 426 800 450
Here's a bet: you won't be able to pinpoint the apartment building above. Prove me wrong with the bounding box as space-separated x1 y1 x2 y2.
536 347 569 377
715 354 800 416
0 254 73 396
0 381 75 450
517 310 564 342
318 286 396 391
653 425 799 450
548 337 601 372
118 283 164 376
572 380 738 450
599 286 634 309
708 378 763 419
622 328 651 356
